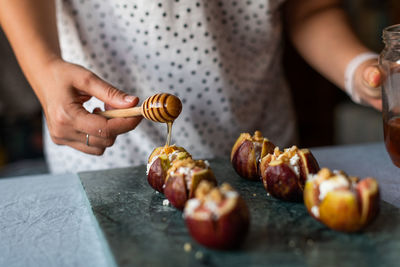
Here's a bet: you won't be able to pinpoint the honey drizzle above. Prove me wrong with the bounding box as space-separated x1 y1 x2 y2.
166 121 173 147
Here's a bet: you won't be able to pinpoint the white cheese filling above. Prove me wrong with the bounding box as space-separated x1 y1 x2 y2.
318 175 350 200
289 153 300 176
183 198 201 217
146 155 159 175
168 150 180 162
203 160 210 168
183 190 238 220
311 206 320 218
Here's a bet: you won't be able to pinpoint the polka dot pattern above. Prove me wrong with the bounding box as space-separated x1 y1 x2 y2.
46 0 296 173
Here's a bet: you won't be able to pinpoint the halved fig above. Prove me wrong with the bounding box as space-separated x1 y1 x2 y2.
231 131 275 180
164 158 217 210
304 168 380 232
184 181 250 250
260 146 319 202
146 145 191 193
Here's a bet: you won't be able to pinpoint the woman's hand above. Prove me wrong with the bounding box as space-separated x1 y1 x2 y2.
0 1 142 155
37 58 142 155
354 59 382 110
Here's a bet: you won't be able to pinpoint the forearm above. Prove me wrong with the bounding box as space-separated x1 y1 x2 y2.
285 0 370 90
0 0 60 103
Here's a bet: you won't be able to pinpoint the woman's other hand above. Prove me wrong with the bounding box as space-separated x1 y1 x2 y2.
354 59 382 110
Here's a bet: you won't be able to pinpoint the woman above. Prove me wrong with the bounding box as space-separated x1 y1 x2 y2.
0 0 382 173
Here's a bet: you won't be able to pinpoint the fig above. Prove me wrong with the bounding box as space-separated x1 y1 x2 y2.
231 131 275 180
184 181 250 250
304 168 380 232
164 158 217 210
146 145 191 193
260 146 319 202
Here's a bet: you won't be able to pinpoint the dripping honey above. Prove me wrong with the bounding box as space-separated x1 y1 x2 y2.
166 121 173 147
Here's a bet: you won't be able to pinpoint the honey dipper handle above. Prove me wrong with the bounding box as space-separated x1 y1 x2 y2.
98 106 142 119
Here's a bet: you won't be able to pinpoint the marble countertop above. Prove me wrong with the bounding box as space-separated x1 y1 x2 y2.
1 142 400 267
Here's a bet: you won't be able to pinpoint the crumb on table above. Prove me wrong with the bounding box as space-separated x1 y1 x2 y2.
162 199 170 206
183 242 192 252
195 251 203 260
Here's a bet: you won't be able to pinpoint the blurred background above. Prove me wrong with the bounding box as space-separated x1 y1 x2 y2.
0 0 399 177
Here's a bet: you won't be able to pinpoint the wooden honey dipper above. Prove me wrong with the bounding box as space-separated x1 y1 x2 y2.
99 93 182 122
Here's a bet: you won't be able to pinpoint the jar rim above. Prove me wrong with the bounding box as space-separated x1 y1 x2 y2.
383 24 400 34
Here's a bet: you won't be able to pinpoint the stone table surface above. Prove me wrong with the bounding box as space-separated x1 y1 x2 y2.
1 142 400 267
79 142 400 267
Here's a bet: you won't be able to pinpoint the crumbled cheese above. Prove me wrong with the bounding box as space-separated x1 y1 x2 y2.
225 191 239 199
204 200 220 219
177 167 192 176
146 155 159 175
177 167 194 189
307 173 317 181
204 160 210 168
168 150 180 162
318 175 350 200
292 165 300 176
311 206 320 218
162 199 170 206
184 199 201 217
289 153 300 176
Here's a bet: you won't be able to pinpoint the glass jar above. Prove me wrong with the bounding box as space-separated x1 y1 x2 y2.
380 24 400 167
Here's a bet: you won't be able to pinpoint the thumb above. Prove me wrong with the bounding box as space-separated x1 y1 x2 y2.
363 65 382 88
73 69 139 108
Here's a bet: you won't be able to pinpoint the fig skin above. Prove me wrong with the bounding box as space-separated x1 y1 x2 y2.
146 145 190 193
304 168 380 232
297 149 320 187
164 174 188 210
260 146 320 202
184 182 250 250
231 131 275 181
262 162 303 201
164 159 217 210
147 157 168 193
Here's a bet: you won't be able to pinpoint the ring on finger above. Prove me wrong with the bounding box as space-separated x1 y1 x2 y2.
86 133 90 146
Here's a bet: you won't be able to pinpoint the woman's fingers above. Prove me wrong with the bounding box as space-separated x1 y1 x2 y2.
42 61 144 155
361 65 382 98
70 66 139 108
50 104 142 147
363 65 382 88
69 106 143 137
58 139 106 155
53 130 116 149
351 60 383 110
